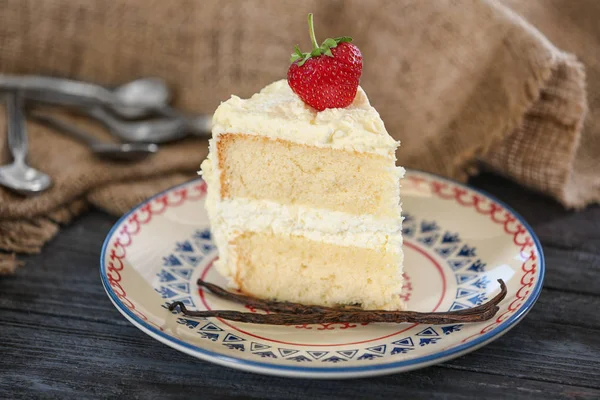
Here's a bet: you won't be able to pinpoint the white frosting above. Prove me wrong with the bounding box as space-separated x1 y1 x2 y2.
212 79 399 157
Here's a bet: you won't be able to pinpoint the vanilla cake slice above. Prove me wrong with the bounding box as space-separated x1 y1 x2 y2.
200 79 405 310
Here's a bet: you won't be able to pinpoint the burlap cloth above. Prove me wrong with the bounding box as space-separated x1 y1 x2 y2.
0 0 598 273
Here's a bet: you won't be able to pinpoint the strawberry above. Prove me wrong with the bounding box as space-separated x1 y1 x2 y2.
287 14 363 111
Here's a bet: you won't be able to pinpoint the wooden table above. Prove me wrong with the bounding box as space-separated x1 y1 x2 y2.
1 173 599 399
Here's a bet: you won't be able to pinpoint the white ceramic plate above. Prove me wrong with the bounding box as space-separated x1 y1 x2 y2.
100 169 544 379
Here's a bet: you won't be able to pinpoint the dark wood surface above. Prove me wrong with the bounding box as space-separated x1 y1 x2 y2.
1 173 600 400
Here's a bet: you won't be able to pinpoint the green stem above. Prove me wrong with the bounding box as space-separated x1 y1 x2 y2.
308 13 319 51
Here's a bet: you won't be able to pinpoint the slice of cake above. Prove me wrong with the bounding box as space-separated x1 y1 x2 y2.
200 14 405 310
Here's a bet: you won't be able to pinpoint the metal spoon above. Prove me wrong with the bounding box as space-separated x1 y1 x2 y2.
30 112 159 162
0 75 170 118
84 106 211 143
0 92 52 195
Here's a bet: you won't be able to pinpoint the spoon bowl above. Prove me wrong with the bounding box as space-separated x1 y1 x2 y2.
0 163 52 195
112 77 170 118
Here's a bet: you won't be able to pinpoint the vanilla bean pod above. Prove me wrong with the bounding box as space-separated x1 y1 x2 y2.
198 279 341 314
167 279 507 325
198 279 506 316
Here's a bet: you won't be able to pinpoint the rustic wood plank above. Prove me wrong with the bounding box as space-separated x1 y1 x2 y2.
442 319 600 386
1 320 599 400
528 289 600 330
541 247 600 295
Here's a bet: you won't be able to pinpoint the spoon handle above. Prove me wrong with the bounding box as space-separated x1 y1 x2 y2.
5 91 28 164
0 75 114 107
29 111 102 147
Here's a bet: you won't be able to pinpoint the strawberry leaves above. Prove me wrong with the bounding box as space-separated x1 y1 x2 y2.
290 14 353 67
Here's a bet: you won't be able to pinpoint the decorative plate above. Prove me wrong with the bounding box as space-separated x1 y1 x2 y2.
100 170 544 379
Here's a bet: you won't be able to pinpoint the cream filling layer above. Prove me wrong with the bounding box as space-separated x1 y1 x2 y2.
206 199 403 282
216 197 403 249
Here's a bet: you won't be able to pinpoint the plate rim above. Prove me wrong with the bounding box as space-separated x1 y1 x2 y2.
100 169 545 378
